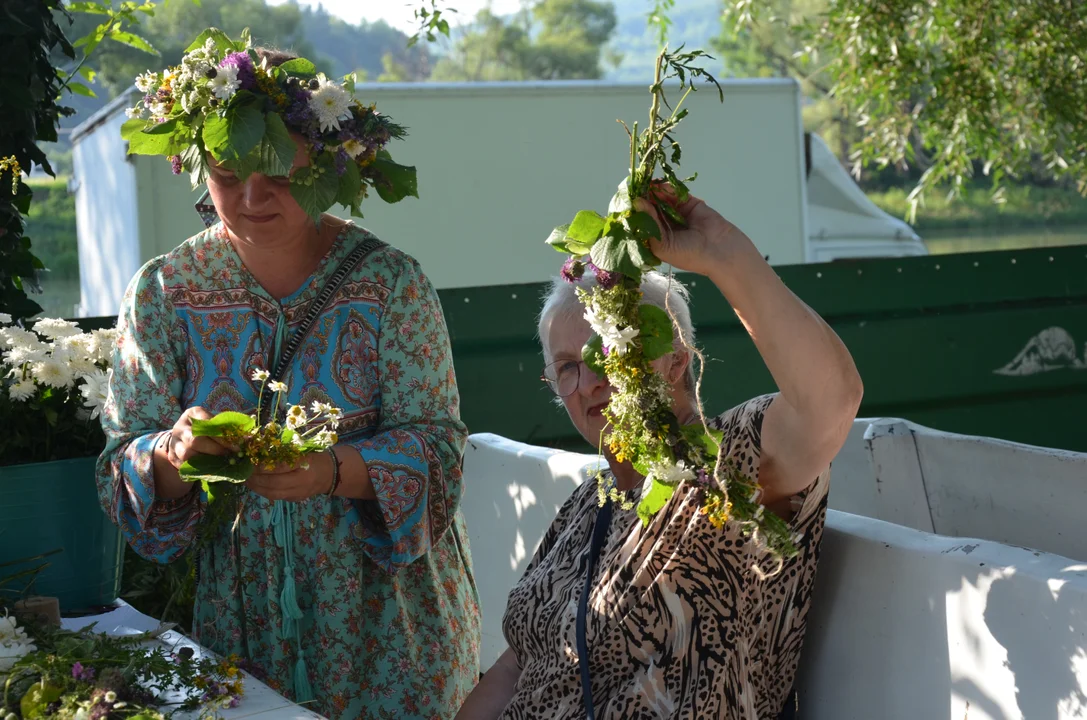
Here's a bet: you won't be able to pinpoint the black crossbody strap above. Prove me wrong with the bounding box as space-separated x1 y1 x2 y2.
258 236 383 424
577 500 613 720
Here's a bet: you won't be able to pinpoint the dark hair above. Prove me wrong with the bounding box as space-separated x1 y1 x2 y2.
252 47 298 68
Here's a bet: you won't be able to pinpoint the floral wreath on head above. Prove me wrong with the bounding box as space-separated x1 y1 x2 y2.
121 27 417 221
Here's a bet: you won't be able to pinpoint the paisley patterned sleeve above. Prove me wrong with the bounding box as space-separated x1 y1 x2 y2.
95 257 201 563
345 258 468 573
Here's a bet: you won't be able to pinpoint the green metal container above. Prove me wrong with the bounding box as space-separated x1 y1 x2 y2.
0 456 123 612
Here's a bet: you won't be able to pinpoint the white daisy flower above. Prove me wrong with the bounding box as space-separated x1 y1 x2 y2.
268 380 288 393
134 71 158 93
7 379 35 402
124 106 144 119
307 75 352 133
209 64 241 101
79 369 110 420
285 405 308 429
251 368 270 382
149 100 171 118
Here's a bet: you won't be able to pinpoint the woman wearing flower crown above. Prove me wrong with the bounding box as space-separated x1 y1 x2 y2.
96 30 480 719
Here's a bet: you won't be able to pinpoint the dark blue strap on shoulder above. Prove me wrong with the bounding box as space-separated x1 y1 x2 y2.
577 500 613 720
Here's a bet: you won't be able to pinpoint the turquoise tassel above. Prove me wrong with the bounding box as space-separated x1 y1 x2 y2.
279 565 304 637
270 501 286 546
293 655 314 704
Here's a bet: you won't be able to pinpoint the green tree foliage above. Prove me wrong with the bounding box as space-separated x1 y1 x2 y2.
431 0 619 81
720 0 1087 217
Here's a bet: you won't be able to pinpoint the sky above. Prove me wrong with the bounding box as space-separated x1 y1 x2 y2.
266 0 525 34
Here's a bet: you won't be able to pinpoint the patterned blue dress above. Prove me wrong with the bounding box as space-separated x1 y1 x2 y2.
96 222 481 719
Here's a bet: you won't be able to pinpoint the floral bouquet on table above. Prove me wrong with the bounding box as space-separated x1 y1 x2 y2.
547 48 798 569
1 609 246 720
0 314 116 466
121 27 417 221
179 369 343 538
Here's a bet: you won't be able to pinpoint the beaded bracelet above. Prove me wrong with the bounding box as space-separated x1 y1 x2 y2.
325 447 342 497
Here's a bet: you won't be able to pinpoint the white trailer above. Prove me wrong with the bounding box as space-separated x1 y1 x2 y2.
71 79 923 317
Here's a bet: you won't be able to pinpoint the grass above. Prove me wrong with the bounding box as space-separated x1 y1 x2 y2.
868 182 1087 233
24 176 78 280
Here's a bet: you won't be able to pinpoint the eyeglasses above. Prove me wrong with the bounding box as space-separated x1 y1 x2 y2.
541 359 586 398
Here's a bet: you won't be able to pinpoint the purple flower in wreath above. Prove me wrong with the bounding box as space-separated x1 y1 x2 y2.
72 661 96 682
170 154 183 175
560 258 585 283
592 264 622 289
220 52 257 91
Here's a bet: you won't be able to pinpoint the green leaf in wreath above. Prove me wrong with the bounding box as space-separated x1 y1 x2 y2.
180 453 254 484
638 303 674 360
122 118 185 156
258 113 297 177
277 58 318 77
565 210 607 254
190 411 255 438
625 210 662 244
582 333 606 378
290 154 341 221
185 28 235 54
202 94 265 163
637 477 677 526
681 424 724 458
590 231 646 280
546 224 572 254
180 143 209 186
335 157 362 207
370 151 419 204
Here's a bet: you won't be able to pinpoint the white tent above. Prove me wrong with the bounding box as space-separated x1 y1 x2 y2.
805 133 927 261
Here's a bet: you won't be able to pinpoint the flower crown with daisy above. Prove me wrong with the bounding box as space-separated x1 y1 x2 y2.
121 27 417 221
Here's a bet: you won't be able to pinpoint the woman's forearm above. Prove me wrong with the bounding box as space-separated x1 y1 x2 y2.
704 231 862 423
454 648 521 720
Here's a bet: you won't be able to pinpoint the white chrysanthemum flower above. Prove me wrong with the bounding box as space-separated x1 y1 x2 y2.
7 379 35 402
79 369 110 420
90 328 117 365
0 313 11 324
0 613 35 675
32 318 80 339
3 340 47 366
251 368 270 382
603 325 639 356
341 138 366 158
268 380 288 393
32 357 75 389
307 76 352 133
209 64 240 100
124 106 144 119
291 433 305 447
310 400 333 416
134 71 158 93
584 305 617 339
648 459 696 486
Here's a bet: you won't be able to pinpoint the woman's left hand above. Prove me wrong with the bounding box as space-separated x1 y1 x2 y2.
246 451 333 502
635 183 748 276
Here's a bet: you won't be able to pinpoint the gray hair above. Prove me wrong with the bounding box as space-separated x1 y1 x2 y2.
537 270 698 398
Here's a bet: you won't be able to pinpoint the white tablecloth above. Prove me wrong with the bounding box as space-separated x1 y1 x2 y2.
62 601 326 719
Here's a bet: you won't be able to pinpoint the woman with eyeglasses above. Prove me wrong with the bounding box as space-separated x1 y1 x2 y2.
456 189 863 719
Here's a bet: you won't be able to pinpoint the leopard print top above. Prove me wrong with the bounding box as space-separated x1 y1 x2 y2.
499 395 830 719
